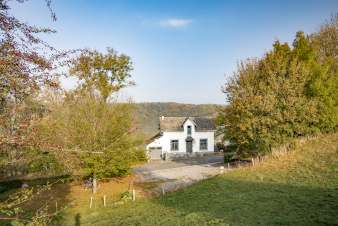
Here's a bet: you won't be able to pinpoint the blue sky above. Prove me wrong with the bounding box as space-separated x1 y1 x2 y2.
11 0 337 104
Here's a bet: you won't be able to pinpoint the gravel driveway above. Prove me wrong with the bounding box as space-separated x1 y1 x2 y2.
133 155 225 194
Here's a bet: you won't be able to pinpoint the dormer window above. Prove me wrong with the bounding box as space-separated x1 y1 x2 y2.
187 125 192 135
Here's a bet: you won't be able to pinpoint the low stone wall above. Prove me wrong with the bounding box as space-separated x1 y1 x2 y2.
166 152 214 160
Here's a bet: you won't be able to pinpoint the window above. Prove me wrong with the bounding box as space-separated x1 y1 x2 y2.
170 140 179 151
200 139 208 150
187 126 192 135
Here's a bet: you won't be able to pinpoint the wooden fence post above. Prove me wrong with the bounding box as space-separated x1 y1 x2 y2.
132 189 136 201
92 174 97 194
161 185 165 196
103 195 106 207
128 178 134 192
90 196 93 208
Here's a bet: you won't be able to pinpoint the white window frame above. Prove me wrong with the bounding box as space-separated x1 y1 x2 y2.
170 140 179 151
199 139 208 150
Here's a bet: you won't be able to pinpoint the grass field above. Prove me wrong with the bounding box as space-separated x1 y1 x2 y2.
58 133 338 226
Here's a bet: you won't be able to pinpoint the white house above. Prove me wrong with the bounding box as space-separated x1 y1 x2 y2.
146 116 216 159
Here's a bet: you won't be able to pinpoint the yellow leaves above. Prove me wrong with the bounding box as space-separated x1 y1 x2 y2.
33 92 145 178
69 48 133 102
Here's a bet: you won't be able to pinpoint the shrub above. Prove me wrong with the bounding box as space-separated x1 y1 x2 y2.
215 142 226 152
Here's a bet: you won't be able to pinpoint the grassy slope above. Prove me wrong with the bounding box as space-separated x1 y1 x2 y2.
64 133 338 226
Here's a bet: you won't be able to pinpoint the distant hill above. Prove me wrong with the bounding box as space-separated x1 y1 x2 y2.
135 102 221 137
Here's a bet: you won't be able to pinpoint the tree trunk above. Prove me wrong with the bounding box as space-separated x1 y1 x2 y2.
92 174 97 194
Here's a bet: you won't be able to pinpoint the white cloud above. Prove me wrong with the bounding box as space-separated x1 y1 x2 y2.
159 18 192 28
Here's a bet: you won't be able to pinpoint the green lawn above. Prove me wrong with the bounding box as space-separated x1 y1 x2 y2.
61 133 338 226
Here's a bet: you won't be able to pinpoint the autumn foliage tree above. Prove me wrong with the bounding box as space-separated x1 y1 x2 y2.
33 48 145 190
0 1 72 224
0 0 69 176
219 14 337 157
69 48 134 102
36 92 145 180
0 1 144 223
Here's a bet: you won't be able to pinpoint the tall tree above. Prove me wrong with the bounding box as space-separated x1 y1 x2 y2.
0 0 68 151
306 14 338 132
0 1 72 224
69 48 134 102
35 91 146 193
219 14 338 157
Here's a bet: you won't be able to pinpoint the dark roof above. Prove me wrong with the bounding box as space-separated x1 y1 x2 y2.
146 132 162 143
159 116 216 132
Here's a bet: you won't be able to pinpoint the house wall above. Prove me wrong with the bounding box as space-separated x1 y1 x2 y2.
147 119 215 154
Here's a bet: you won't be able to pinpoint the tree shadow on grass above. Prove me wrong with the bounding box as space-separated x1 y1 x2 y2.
0 175 71 195
0 175 73 225
74 213 81 226
154 177 338 226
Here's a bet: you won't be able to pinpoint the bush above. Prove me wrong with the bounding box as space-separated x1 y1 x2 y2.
120 191 132 201
215 142 226 152
223 152 236 163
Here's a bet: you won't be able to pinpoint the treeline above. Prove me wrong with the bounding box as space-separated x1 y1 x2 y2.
218 14 337 157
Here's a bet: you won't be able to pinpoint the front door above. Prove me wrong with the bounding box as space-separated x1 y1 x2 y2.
186 141 192 153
